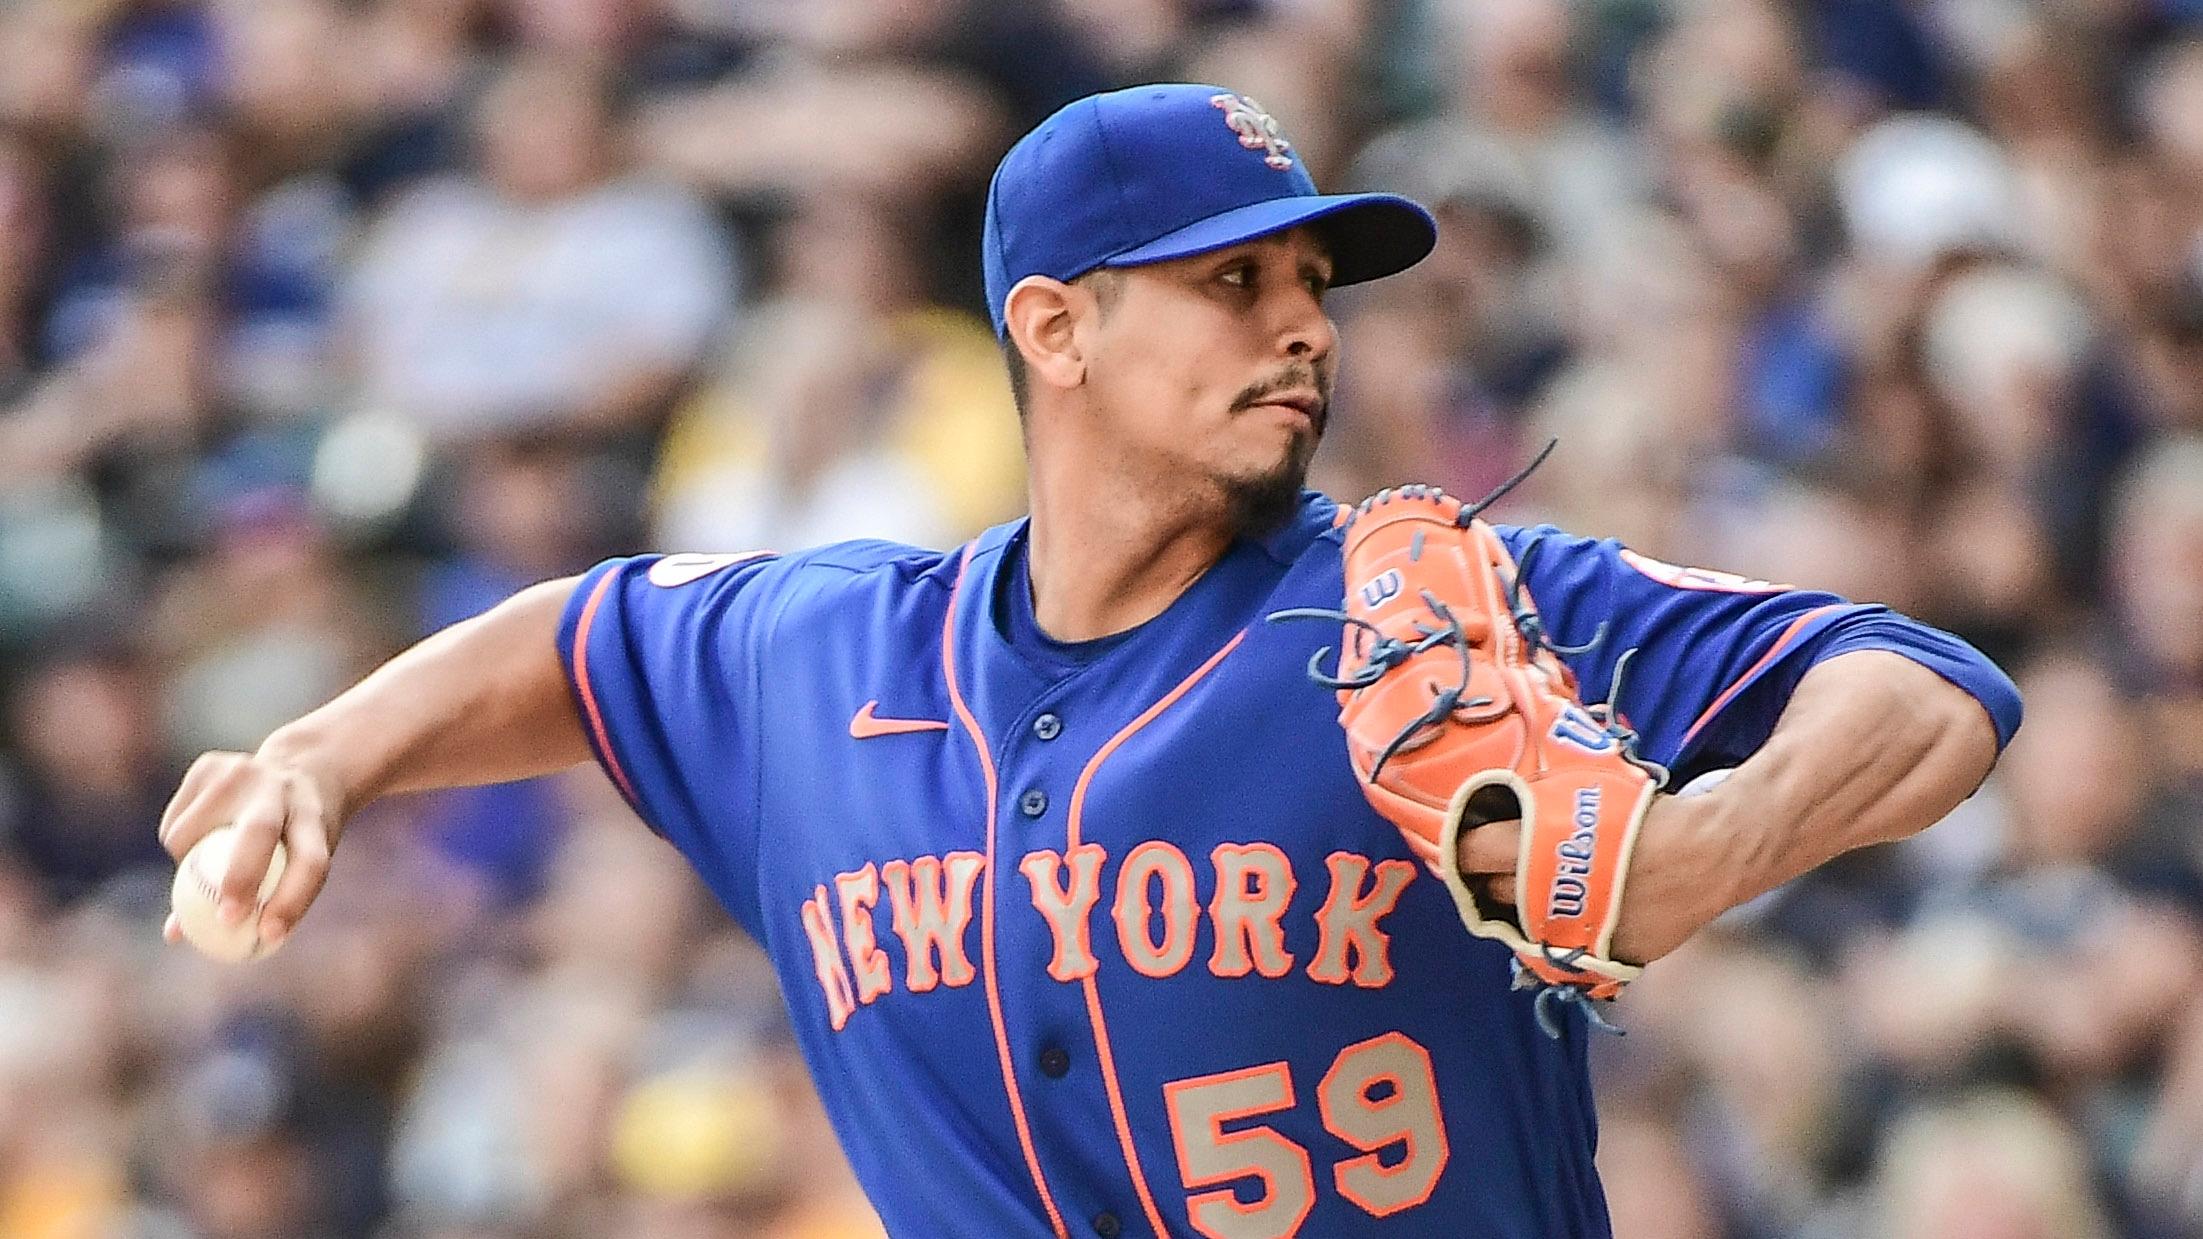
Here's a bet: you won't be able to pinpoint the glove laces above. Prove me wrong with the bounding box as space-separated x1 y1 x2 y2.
1514 955 1626 1038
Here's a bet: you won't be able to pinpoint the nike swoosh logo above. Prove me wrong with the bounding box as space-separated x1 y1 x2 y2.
850 700 951 739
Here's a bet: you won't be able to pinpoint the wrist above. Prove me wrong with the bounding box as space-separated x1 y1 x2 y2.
257 713 378 821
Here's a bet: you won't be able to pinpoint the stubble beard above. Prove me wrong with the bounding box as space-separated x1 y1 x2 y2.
1215 434 1313 537
1219 365 1329 537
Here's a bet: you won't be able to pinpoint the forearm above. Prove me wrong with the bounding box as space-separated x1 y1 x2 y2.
1697 649 2003 910
259 576 594 816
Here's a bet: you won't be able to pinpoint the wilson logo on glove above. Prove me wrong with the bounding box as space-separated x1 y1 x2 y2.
1272 458 1669 1038
1550 788 1603 918
1358 569 1403 609
1551 705 1618 754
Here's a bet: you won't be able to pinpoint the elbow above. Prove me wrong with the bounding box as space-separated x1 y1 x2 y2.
1812 613 2025 752
1866 661 2006 846
1884 635 2023 769
1945 684 2005 788
1862 649 2011 803
1970 657 2025 755
1899 634 2023 758
1918 664 2007 802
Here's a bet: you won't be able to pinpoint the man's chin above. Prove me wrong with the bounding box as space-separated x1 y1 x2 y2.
1221 455 1312 537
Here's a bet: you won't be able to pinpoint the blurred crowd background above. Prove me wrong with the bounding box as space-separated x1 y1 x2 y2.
3 0 2203 1236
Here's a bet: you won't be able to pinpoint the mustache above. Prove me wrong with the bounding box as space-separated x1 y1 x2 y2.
1229 366 1333 431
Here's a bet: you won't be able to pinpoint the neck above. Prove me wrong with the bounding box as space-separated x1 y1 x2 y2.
1022 435 1240 643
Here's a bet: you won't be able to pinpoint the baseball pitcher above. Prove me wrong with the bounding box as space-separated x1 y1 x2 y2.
158 85 2020 1238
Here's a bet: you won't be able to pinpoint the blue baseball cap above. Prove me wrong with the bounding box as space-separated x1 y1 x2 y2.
982 84 1438 336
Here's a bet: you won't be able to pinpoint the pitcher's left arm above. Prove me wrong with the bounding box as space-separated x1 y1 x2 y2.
1454 528 2020 966
1569 649 1998 963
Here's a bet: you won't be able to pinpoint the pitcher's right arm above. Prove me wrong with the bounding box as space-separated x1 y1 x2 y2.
158 576 591 949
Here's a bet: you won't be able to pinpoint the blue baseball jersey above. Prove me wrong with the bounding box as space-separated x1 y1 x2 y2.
557 492 2020 1239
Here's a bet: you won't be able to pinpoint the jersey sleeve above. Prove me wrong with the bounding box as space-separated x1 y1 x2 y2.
557 551 783 932
1497 526 2022 779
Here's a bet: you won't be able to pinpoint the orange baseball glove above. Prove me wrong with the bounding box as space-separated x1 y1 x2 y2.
1275 484 1670 1036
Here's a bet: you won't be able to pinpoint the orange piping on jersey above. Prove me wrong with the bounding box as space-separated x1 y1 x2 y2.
1678 604 1844 750
570 572 642 807
1066 630 1247 1239
942 543 1071 1239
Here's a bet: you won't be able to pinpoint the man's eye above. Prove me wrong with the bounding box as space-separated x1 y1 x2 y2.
1220 265 1252 287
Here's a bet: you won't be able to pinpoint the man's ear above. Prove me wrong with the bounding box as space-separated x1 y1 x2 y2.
1004 276 1092 392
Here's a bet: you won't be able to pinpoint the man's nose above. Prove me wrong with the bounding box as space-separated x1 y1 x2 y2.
1278 291 1336 363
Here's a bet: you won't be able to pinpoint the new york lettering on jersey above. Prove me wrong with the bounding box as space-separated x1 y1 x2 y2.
558 491 2016 1238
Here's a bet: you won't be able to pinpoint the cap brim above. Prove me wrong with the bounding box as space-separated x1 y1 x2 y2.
1103 192 1437 287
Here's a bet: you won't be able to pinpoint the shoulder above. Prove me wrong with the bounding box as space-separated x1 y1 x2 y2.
748 537 1000 676
749 536 972 625
656 537 953 602
1489 521 1603 554
776 538 959 586
1491 524 1797 595
598 537 955 609
579 538 966 665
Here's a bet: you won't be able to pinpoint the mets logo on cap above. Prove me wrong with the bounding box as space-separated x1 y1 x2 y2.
1211 93 1295 171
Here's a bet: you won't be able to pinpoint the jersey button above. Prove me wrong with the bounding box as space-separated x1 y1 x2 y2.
1019 788 1049 818
1033 713 1062 740
1038 1046 1070 1078
1092 1212 1121 1238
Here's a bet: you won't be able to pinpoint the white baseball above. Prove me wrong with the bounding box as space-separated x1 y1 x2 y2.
1676 768 1734 798
170 824 287 963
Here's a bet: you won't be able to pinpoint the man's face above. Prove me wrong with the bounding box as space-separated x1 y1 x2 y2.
1080 227 1338 533
477 61 609 202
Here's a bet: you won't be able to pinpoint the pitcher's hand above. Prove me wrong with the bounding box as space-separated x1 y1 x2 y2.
1455 792 1734 967
158 745 343 951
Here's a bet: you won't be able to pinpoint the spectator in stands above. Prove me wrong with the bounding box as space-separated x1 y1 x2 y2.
653 192 1019 551
0 645 173 905
343 53 735 440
